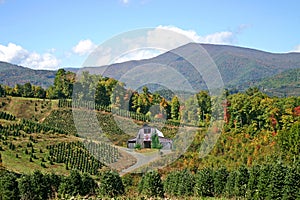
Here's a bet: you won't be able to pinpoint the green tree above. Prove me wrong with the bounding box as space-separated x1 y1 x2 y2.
30 170 49 200
81 172 97 196
110 82 126 109
213 166 228 197
246 165 261 199
163 170 178 196
278 122 300 158
48 172 62 198
163 169 195 197
132 86 153 115
47 69 74 99
0 84 5 97
225 170 237 198
0 171 19 200
171 96 180 120
195 167 214 197
12 84 23 97
234 165 249 198
23 82 33 97
18 174 34 200
58 170 83 196
151 132 162 149
33 86 46 98
267 162 287 200
182 95 199 124
255 164 271 199
283 163 300 200
98 170 124 198
95 81 110 106
196 91 211 123
139 170 164 198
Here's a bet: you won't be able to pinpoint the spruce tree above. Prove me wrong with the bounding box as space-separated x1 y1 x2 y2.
139 170 164 198
98 170 124 198
195 167 214 197
0 171 19 200
213 166 229 196
234 165 249 198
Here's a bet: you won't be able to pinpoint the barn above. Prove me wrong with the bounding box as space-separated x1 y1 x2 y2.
127 124 172 150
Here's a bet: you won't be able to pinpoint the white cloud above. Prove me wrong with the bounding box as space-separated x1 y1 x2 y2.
72 39 97 56
105 26 235 64
0 42 60 70
21 52 60 70
85 26 237 66
157 25 234 45
113 48 164 63
291 44 300 52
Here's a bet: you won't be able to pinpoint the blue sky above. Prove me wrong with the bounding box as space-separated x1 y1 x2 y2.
0 0 300 70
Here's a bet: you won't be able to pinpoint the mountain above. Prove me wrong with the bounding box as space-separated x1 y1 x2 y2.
1 43 300 93
256 68 300 97
80 43 300 92
0 61 56 88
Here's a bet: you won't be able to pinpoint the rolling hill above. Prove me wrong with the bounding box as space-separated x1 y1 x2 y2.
0 61 56 88
1 43 300 94
256 68 300 96
80 43 300 92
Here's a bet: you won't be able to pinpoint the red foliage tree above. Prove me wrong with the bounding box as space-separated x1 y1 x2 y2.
293 106 300 116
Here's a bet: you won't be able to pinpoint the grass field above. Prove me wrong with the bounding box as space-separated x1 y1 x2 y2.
0 97 58 122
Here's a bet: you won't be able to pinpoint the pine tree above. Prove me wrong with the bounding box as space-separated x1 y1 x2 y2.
171 96 180 120
98 170 124 198
195 167 214 197
0 171 19 200
214 166 229 197
255 164 271 199
246 165 261 199
139 170 164 198
81 173 97 196
267 162 287 200
234 165 249 198
225 170 237 198
283 163 300 200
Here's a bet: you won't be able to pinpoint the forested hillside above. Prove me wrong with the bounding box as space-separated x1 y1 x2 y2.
256 68 300 97
0 68 299 199
0 61 56 88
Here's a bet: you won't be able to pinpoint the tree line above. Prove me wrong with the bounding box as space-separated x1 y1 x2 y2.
0 169 97 199
1 161 299 199
0 69 74 99
1 68 299 129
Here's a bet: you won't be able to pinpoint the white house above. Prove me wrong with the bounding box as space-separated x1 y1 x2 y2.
127 124 172 150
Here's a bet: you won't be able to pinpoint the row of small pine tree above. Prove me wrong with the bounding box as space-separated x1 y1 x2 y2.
139 162 300 199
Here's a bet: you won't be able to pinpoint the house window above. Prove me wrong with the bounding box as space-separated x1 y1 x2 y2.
144 128 151 134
